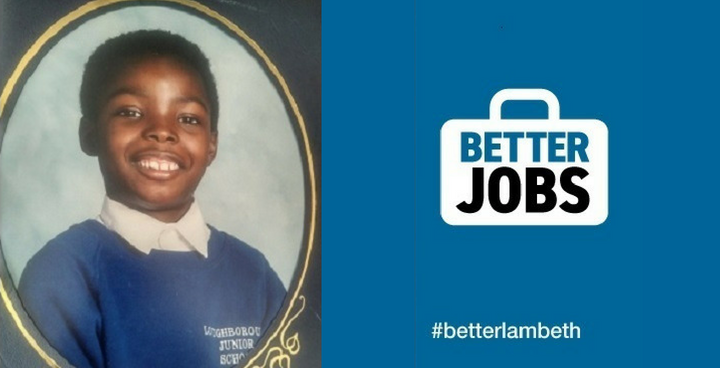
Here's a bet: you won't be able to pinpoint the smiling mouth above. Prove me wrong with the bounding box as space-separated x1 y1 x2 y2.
138 158 180 172
131 152 184 178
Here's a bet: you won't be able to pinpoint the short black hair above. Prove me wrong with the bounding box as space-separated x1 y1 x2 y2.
79 30 219 132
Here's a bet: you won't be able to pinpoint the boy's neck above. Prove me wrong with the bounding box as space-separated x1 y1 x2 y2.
107 195 193 223
141 206 192 223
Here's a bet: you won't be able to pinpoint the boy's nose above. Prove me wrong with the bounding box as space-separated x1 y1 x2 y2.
143 118 178 143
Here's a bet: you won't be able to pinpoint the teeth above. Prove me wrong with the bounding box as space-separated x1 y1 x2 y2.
138 159 179 172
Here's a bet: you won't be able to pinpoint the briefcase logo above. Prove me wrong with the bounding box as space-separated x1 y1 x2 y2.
440 89 608 226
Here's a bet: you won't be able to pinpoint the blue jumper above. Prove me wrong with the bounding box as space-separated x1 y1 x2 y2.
19 220 286 368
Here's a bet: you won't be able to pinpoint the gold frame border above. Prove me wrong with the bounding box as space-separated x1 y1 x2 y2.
0 1 318 367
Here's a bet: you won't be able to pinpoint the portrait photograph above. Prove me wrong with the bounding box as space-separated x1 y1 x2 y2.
0 1 320 367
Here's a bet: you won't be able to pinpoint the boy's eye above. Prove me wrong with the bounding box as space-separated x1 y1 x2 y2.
116 109 142 118
179 116 201 125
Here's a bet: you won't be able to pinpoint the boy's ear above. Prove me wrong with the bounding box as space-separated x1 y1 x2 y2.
207 132 218 166
79 117 99 156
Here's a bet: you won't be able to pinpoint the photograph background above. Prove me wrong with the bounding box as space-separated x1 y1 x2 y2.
0 6 305 288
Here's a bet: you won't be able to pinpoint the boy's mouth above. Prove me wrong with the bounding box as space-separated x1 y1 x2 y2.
130 152 184 179
138 158 180 172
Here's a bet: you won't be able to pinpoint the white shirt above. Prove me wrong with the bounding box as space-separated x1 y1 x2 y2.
98 197 211 258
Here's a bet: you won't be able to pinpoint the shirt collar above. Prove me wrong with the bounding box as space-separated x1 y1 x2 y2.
98 197 210 257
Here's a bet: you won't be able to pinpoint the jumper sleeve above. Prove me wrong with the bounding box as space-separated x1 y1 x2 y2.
19 236 104 368
261 262 287 333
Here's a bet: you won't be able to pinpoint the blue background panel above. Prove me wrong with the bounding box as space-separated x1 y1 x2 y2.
323 0 414 367
324 0 718 367
416 0 644 366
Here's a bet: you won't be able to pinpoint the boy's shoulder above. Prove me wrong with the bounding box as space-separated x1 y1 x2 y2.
205 225 286 299
19 220 113 296
207 225 275 269
31 219 111 262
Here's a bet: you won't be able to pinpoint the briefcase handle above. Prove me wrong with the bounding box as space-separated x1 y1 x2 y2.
489 89 560 120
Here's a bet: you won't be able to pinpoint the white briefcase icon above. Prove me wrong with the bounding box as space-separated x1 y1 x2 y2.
440 89 608 226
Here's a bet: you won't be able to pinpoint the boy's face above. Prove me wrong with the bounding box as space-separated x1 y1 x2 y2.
89 55 217 222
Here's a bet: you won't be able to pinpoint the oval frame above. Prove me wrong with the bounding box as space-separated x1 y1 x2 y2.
0 1 318 367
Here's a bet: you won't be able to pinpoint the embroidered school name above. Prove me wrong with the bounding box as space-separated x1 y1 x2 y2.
205 325 262 366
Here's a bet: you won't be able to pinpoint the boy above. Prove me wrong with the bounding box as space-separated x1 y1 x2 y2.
18 30 286 368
